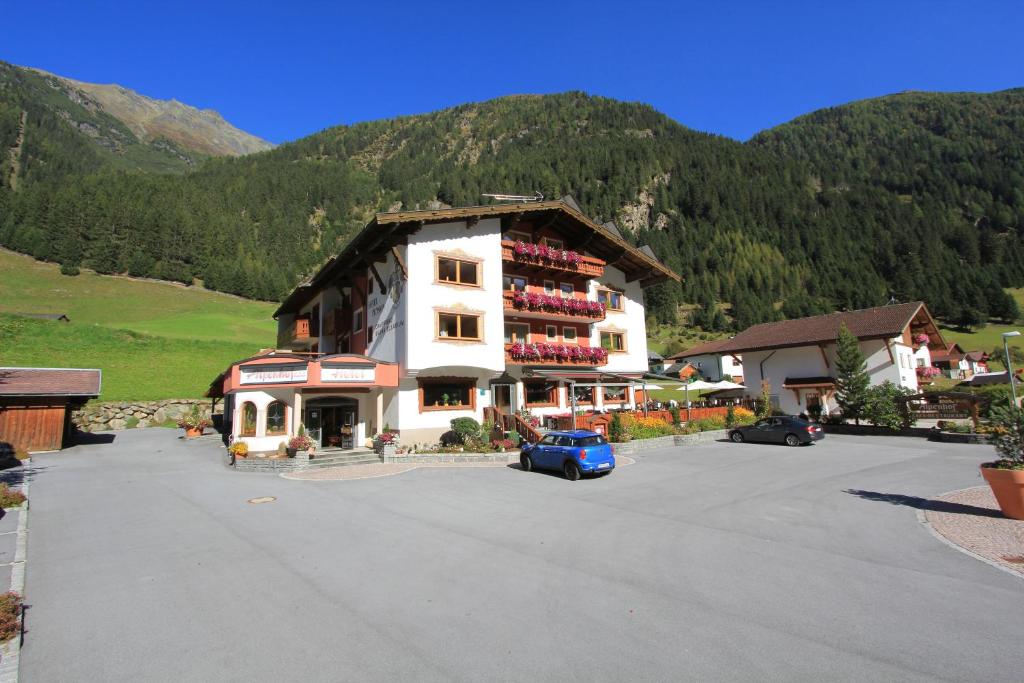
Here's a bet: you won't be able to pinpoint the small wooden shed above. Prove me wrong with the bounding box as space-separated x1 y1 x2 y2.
0 367 102 452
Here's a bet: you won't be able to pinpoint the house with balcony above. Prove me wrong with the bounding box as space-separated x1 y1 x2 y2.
210 199 679 449
717 302 945 416
665 338 744 383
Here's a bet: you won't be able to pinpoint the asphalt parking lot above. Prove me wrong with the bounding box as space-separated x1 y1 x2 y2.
20 429 1024 681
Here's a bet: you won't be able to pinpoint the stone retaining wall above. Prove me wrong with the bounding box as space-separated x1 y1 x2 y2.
383 453 517 464
73 399 221 432
233 456 303 472
609 429 730 455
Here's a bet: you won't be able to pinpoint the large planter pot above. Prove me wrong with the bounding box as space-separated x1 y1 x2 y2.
286 447 297 458
981 465 1024 520
185 427 203 439
379 444 397 457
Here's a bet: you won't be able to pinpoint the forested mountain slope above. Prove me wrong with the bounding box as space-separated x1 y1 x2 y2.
1 64 1022 328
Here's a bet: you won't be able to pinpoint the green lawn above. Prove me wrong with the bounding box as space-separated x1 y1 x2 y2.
0 250 278 401
0 249 276 343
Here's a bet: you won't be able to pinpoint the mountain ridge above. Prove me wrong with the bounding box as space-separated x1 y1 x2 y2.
27 66 274 157
1 65 1023 330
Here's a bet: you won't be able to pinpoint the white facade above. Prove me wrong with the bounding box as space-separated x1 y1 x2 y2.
242 205 671 451
684 352 744 382
743 336 922 416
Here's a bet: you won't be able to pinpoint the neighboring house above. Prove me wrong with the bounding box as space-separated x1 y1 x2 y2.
716 302 944 416
0 367 101 451
931 342 970 379
210 199 680 450
964 351 990 376
666 338 744 382
648 351 665 373
663 361 699 380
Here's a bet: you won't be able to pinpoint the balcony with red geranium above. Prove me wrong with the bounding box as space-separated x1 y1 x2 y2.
502 290 606 324
501 240 605 279
916 365 942 383
505 341 609 367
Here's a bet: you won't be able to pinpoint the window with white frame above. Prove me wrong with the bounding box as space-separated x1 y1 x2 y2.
562 326 577 343
546 325 558 341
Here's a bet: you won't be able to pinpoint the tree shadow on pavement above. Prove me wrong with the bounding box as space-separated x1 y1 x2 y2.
844 489 1003 518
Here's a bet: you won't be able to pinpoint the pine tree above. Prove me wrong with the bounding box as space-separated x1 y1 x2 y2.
834 323 870 424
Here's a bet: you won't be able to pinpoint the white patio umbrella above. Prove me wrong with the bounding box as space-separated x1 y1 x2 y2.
713 380 746 390
675 380 721 391
676 379 720 421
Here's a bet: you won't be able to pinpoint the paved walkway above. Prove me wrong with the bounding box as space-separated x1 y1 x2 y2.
19 429 1024 681
924 486 1024 576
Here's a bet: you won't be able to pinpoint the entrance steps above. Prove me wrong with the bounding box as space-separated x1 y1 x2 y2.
306 448 382 469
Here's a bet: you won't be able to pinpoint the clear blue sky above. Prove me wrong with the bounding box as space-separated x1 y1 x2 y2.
4 0 1022 144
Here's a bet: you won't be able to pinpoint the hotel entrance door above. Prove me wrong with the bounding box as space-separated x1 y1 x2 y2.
304 398 358 449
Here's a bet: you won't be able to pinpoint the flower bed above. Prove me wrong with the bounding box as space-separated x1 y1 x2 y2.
510 291 604 317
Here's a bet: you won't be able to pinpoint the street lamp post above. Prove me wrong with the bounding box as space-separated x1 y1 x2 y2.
1002 331 1021 408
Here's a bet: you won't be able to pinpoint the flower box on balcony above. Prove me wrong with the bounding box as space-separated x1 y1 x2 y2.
506 342 608 366
500 240 604 278
508 291 604 318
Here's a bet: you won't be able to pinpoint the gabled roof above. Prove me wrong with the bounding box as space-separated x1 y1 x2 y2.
16 313 70 322
275 199 680 317
0 367 101 397
668 338 733 360
931 342 965 363
965 350 989 362
717 302 933 355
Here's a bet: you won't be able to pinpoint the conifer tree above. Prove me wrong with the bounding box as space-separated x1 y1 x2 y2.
834 323 870 424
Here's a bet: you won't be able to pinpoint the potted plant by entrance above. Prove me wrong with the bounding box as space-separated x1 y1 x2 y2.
228 442 248 460
288 432 315 459
177 406 211 439
980 404 1024 519
374 430 399 457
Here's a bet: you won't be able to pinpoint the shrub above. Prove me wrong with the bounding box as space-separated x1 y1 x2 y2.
863 381 915 429
669 405 681 425
0 484 26 509
439 430 462 447
725 405 736 428
0 592 22 641
609 413 625 442
692 417 726 432
623 415 675 439
985 404 1024 469
731 407 756 426
450 417 481 443
508 430 522 447
59 263 80 276
288 434 314 450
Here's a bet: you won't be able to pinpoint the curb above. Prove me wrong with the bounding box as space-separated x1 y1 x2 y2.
0 462 30 683
915 487 1023 581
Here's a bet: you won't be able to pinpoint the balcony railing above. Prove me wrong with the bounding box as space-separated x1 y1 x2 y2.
278 317 314 347
501 240 604 278
502 291 606 323
505 342 609 366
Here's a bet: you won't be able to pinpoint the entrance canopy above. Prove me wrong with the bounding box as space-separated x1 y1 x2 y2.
209 351 398 397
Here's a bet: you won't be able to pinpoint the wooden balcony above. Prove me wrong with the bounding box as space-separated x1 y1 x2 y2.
278 317 315 347
505 342 608 367
501 240 604 278
502 291 605 324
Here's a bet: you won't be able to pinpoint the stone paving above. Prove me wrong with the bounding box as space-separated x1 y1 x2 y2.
282 456 636 481
924 486 1024 576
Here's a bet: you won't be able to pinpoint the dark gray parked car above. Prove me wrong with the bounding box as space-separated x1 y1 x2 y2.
729 416 824 446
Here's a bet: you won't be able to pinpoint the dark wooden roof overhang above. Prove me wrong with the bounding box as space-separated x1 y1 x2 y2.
274 200 680 317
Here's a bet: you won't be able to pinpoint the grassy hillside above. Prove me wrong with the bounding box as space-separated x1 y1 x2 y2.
0 250 276 400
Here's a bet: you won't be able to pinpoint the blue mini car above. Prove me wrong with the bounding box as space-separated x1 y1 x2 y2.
520 430 615 480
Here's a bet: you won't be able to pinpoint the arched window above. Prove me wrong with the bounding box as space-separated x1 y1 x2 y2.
266 401 287 435
240 402 257 437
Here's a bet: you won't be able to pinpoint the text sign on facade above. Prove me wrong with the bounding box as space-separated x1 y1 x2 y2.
321 365 375 383
239 364 308 385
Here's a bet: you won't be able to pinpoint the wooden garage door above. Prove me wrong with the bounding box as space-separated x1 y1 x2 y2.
0 399 68 452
